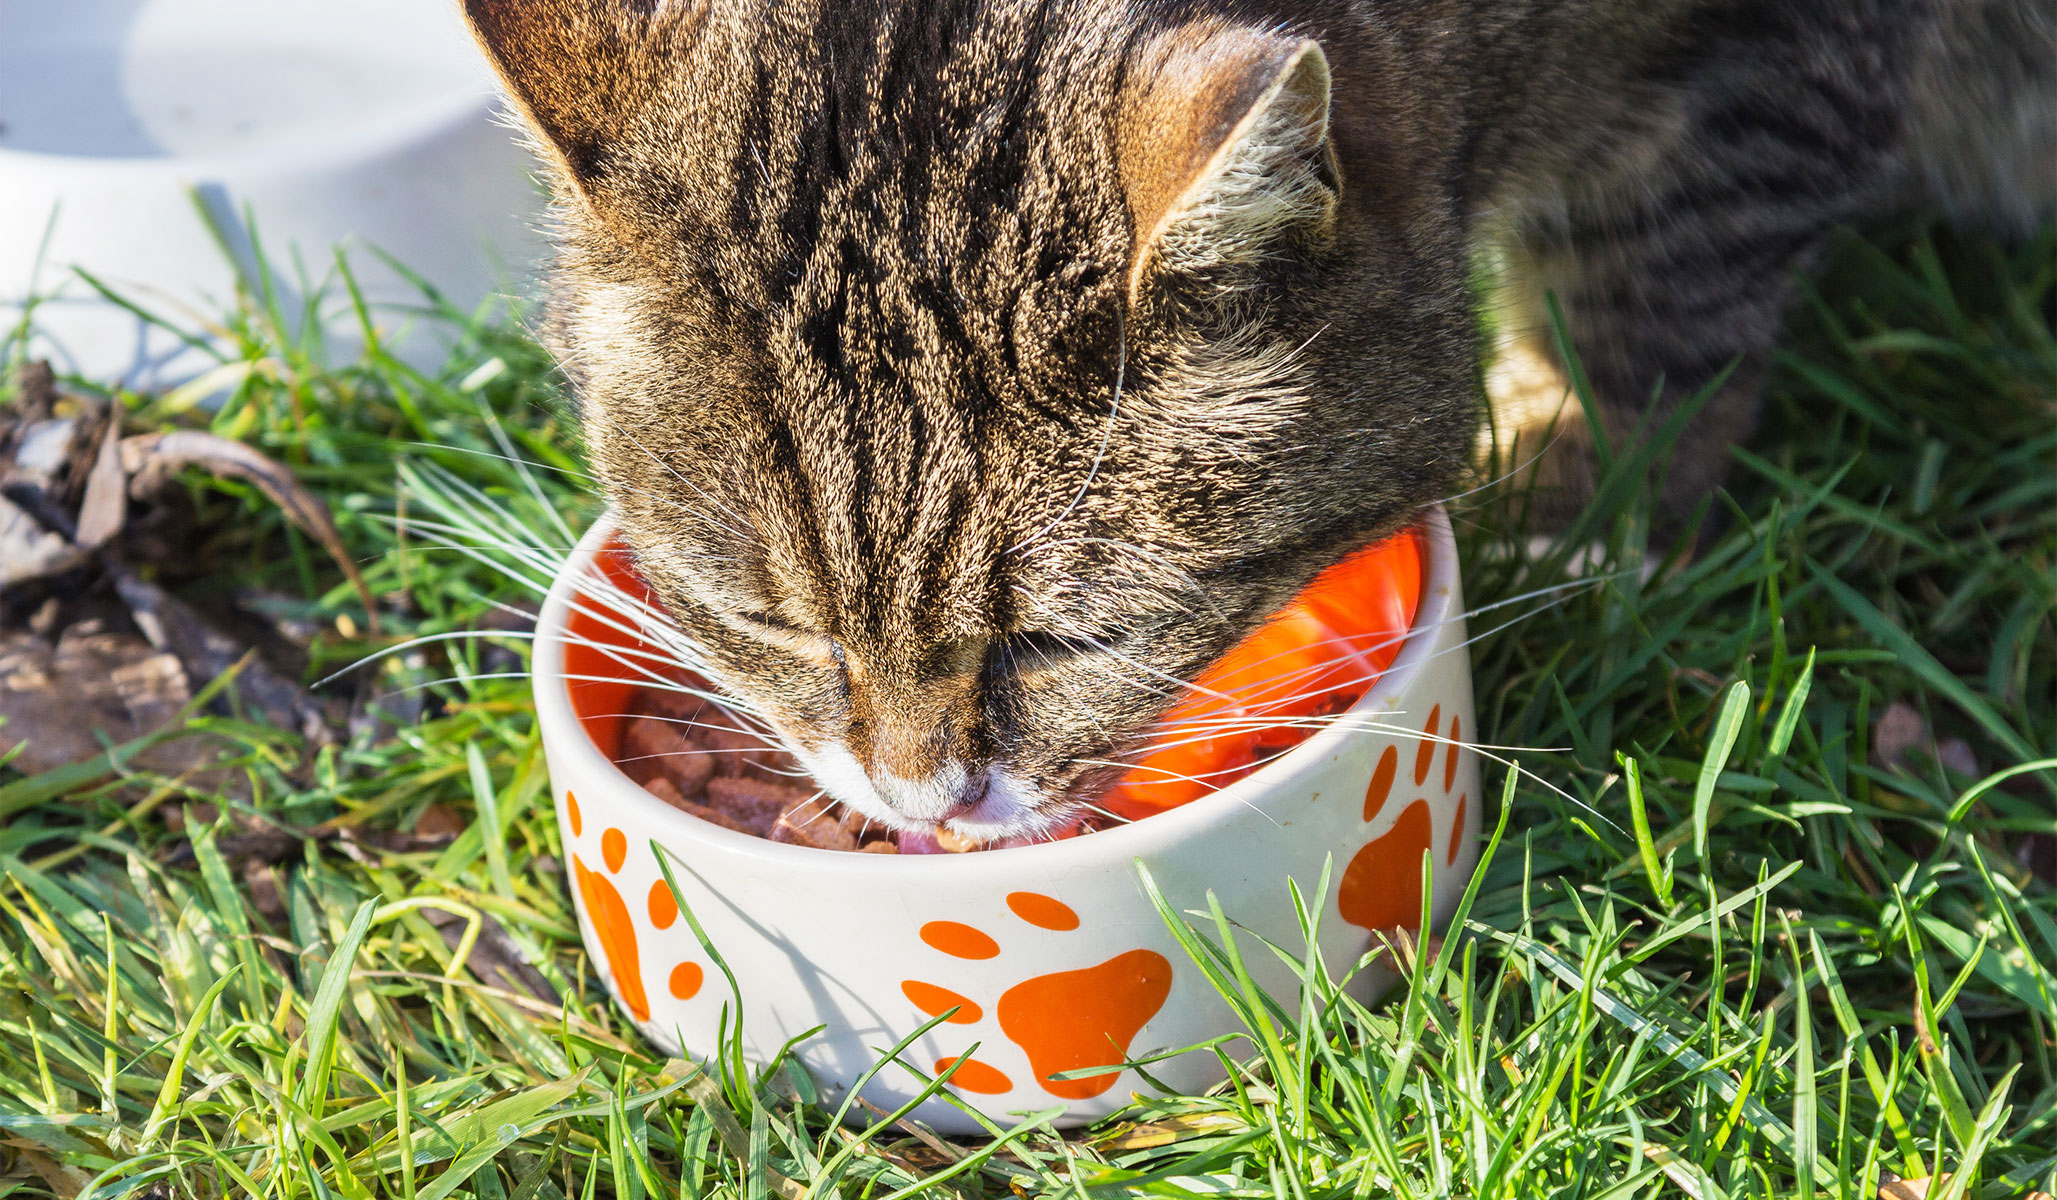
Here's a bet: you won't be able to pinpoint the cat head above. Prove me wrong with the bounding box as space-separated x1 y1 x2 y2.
467 0 1477 841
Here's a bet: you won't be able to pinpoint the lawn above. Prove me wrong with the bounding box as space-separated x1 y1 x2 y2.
0 217 2051 1199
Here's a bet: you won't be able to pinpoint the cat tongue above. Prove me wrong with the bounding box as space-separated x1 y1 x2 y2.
896 830 951 854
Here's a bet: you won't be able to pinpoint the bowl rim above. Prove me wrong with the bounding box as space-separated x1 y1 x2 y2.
531 505 1463 878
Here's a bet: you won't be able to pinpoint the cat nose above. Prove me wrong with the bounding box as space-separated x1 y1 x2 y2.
945 772 990 815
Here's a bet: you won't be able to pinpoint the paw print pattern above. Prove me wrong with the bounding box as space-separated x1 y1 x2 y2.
565 790 703 1023
905 892 1174 1100
1337 703 1469 934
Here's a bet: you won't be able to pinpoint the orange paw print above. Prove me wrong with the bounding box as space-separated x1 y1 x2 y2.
1337 704 1468 934
564 790 703 1022
904 892 1173 1100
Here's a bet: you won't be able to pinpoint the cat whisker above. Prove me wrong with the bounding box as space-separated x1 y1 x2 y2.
385 460 813 772
1428 433 1560 509
785 793 838 829
1071 801 1136 826
616 749 792 766
314 628 534 688
610 714 787 741
1132 705 1591 821
1071 758 1282 829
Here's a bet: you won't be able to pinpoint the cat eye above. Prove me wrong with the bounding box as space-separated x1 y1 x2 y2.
724 610 844 668
724 609 799 637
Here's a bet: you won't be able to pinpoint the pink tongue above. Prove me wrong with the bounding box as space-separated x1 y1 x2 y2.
897 830 949 854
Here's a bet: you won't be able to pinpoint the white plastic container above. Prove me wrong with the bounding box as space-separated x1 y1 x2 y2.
0 0 546 384
531 509 1482 1133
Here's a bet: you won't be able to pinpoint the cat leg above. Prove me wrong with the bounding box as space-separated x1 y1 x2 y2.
1491 17 1915 539
1502 204 1796 542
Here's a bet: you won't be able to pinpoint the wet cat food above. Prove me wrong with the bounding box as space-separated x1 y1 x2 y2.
603 527 1424 852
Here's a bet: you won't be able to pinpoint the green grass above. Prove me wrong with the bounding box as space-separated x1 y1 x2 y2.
0 220 2051 1199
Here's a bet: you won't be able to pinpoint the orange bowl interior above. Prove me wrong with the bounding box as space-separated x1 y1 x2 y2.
560 541 667 761
1099 528 1424 819
556 526 1426 823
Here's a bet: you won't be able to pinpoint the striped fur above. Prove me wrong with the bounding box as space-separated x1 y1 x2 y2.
467 0 2053 837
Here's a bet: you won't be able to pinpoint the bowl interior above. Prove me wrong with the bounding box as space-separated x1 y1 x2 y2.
1103 528 1424 816
553 525 1430 840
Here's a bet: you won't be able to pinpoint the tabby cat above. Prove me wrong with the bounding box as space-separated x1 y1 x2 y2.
464 0 2053 842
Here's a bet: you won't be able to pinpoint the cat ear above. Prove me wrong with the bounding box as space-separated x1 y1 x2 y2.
463 0 697 202
1118 29 1336 301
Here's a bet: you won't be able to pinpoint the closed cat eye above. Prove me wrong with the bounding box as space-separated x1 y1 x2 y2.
727 609 798 636
727 610 845 665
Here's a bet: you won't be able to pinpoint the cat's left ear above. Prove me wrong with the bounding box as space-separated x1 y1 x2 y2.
464 0 701 207
1118 26 1337 304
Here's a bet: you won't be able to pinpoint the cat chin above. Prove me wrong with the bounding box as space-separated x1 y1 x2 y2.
785 742 1065 844
939 768 1075 846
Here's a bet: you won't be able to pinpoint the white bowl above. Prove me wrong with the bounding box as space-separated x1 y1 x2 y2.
0 0 545 384
532 510 1481 1133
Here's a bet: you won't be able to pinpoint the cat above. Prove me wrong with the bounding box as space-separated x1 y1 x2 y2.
463 0 2053 843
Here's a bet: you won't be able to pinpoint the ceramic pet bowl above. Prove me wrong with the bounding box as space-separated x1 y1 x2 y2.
0 0 546 385
531 509 1480 1133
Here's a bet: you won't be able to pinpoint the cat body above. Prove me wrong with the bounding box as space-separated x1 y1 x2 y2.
466 0 2053 840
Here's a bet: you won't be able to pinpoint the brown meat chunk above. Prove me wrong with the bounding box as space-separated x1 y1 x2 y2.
769 800 861 852
695 722 805 779
619 715 715 794
642 777 691 812
703 776 809 836
934 826 982 854
679 798 759 836
645 777 760 835
629 685 710 722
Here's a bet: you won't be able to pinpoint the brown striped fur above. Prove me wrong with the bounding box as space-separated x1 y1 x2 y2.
466 0 2053 839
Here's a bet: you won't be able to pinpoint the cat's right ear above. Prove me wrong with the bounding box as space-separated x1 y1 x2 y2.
1117 26 1336 305
463 0 700 205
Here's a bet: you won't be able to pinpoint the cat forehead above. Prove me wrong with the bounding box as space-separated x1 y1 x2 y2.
544 0 1139 313
581 259 1318 623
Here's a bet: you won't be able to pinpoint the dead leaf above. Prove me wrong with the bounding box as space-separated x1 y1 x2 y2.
72 415 127 549
1872 700 1982 780
1934 737 1978 778
241 862 288 925
111 569 338 744
1092 1112 1249 1151
1873 701 1927 769
2019 831 2057 887
0 625 225 778
121 430 380 633
0 490 87 587
9 414 87 482
10 359 58 421
1879 1173 1948 1199
426 906 561 1005
413 803 467 839
5 1143 91 1197
851 1095 968 1172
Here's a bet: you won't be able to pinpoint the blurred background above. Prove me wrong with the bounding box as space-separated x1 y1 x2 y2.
0 0 545 386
